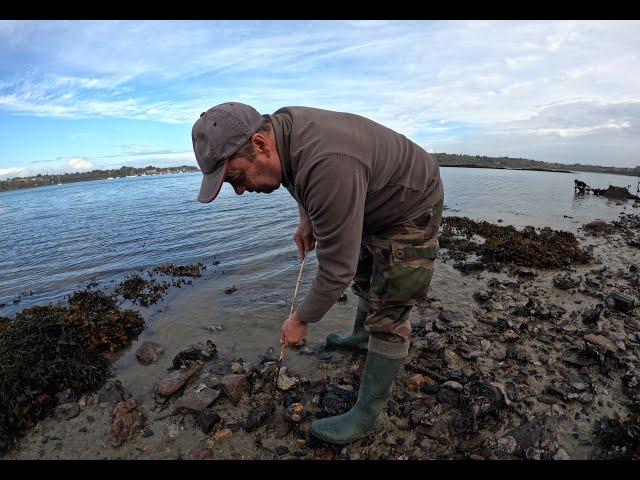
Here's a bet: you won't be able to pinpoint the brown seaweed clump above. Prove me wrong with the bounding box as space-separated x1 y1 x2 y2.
114 273 170 307
439 216 592 272
0 287 144 453
152 263 206 278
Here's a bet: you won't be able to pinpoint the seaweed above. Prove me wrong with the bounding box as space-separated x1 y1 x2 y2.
439 216 591 271
114 273 169 307
0 287 144 453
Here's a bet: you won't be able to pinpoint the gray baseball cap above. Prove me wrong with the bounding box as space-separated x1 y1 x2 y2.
192 102 263 203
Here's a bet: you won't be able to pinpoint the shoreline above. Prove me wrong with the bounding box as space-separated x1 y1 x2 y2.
440 164 574 174
2 214 640 460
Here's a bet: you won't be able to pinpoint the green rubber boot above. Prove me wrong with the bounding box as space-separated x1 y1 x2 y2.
326 298 370 351
310 339 407 444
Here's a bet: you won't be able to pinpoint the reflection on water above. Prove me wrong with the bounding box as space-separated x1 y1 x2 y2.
1 168 638 311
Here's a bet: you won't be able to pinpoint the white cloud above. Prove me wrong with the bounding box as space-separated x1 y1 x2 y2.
68 157 94 170
0 20 639 168
0 166 29 178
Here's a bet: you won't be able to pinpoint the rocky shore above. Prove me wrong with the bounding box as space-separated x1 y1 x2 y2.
2 211 639 460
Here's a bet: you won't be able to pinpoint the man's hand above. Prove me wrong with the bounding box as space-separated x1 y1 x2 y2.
281 312 308 347
294 205 316 261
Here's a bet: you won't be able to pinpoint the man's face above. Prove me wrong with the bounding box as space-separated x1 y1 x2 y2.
224 153 281 195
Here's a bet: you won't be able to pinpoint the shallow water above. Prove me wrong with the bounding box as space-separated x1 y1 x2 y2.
1 168 638 395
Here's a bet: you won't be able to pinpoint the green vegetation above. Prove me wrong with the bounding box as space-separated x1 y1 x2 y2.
2 154 639 193
433 153 640 177
0 165 200 192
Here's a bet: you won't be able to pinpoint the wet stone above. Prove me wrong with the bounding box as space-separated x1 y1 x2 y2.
172 341 217 369
185 448 213 460
196 409 221 434
536 304 566 320
55 388 78 405
98 380 127 404
270 410 293 438
243 405 274 432
220 374 248 406
553 273 582 290
135 341 165 365
321 385 355 416
553 448 571 460
513 267 536 278
606 292 636 313
584 334 617 355
586 277 602 290
405 374 431 390
284 402 304 423
110 400 145 448
175 383 220 412
155 363 203 397
277 373 299 391
275 445 290 456
52 403 80 420
582 305 603 324
507 415 558 459
438 309 463 324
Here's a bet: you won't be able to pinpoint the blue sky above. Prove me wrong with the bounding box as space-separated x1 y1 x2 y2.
1 20 639 179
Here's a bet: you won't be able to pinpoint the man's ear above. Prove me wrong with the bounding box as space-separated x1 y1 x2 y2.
252 133 270 156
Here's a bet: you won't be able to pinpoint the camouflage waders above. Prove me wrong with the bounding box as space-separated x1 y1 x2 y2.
310 197 444 444
350 197 443 356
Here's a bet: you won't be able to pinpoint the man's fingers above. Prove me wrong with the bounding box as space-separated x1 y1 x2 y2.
294 237 304 261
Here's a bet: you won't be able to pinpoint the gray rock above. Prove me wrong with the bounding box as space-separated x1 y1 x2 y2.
582 305 603 324
553 448 571 460
172 340 217 369
441 380 464 391
438 309 463 323
195 409 221 434
586 277 602 289
497 435 517 455
243 405 274 432
135 341 165 365
98 380 126 404
606 292 636 313
52 403 80 420
275 445 290 456
155 363 203 397
270 410 293 439
584 334 617 354
473 288 495 302
55 388 78 405
513 267 536 278
553 273 582 290
174 383 220 412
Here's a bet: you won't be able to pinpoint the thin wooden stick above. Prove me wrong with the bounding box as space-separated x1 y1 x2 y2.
272 253 307 400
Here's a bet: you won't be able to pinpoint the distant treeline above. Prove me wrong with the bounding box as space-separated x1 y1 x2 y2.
2 154 639 193
0 165 200 192
433 153 640 177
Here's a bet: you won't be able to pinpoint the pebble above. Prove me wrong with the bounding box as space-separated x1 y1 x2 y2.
135 341 165 365
441 380 463 391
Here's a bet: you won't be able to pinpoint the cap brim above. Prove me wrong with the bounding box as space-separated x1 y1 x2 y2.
197 159 228 204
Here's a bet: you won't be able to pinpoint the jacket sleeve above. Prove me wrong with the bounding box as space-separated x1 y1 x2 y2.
294 154 369 324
